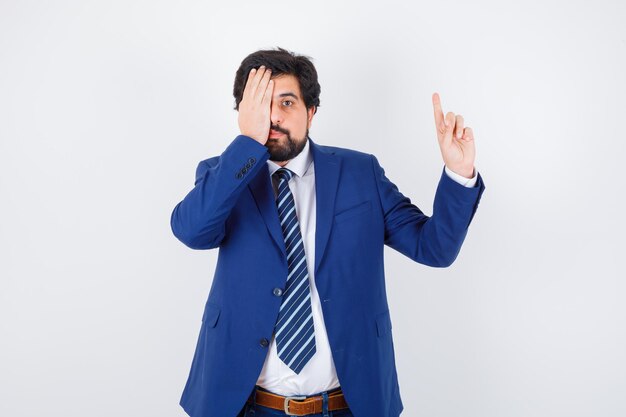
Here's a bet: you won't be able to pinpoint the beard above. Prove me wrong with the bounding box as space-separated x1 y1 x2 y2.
266 125 309 163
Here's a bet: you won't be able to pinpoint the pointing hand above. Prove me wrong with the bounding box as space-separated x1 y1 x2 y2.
432 92 475 178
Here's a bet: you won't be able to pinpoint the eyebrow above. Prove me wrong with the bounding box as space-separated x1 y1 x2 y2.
277 92 299 100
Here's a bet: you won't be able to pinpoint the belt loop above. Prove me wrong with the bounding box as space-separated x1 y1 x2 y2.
322 391 330 417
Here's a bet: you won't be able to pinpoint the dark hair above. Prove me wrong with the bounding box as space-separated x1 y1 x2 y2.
233 47 321 114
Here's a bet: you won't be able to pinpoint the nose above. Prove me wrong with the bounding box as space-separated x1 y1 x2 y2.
270 101 284 126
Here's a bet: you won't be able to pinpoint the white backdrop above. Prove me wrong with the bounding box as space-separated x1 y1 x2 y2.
1 1 625 416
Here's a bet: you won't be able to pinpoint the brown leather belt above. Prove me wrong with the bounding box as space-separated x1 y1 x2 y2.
246 386 349 416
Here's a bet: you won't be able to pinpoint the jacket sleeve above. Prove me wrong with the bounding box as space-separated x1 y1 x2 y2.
370 154 485 267
170 135 270 250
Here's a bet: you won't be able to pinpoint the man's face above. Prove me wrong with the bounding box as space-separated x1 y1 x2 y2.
265 74 315 164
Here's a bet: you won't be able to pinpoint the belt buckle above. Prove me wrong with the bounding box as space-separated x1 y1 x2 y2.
284 395 307 416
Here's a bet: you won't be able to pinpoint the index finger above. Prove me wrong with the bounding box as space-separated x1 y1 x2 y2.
432 92 444 127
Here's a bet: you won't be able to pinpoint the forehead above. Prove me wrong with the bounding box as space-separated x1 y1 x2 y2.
270 74 302 98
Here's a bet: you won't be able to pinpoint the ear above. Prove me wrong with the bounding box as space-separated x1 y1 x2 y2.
307 106 316 129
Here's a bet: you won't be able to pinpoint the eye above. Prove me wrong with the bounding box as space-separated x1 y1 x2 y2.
282 100 293 107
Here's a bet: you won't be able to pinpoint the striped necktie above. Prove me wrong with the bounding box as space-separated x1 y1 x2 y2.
272 168 316 374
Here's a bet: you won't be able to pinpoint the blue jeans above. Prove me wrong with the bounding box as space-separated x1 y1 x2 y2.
237 386 354 417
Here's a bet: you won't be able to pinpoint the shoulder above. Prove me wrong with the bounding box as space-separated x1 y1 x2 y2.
312 141 375 164
311 141 385 179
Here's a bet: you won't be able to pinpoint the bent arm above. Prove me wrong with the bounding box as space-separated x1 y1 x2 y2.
371 154 485 267
170 135 269 249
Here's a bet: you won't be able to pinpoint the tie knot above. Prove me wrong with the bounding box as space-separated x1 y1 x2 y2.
274 168 293 183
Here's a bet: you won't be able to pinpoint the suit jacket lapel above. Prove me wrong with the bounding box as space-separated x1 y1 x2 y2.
247 138 341 273
310 138 340 276
248 163 286 257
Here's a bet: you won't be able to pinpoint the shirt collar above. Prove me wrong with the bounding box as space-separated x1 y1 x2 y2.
266 137 313 178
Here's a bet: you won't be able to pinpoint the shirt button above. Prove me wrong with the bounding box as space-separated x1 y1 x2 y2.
259 338 269 348
273 288 283 297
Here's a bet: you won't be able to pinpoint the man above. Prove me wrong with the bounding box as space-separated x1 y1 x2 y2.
171 47 485 417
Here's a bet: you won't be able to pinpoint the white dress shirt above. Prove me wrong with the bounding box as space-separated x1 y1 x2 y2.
255 139 478 396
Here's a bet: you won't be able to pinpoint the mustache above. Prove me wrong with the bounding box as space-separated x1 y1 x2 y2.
270 125 290 135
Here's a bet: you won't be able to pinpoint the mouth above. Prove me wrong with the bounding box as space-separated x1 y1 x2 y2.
269 130 285 139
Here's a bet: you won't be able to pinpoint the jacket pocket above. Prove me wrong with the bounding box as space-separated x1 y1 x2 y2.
202 303 221 328
334 200 372 224
375 309 392 337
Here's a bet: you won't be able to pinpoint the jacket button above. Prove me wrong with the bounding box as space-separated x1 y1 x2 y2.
273 288 283 297
259 338 269 347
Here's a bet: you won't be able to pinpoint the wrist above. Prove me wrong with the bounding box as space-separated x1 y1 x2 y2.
447 165 474 179
240 131 267 145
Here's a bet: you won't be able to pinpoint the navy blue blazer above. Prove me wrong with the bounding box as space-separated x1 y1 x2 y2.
170 135 485 417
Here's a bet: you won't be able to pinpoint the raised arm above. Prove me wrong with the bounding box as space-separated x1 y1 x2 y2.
372 93 485 267
170 66 275 249
170 136 269 249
